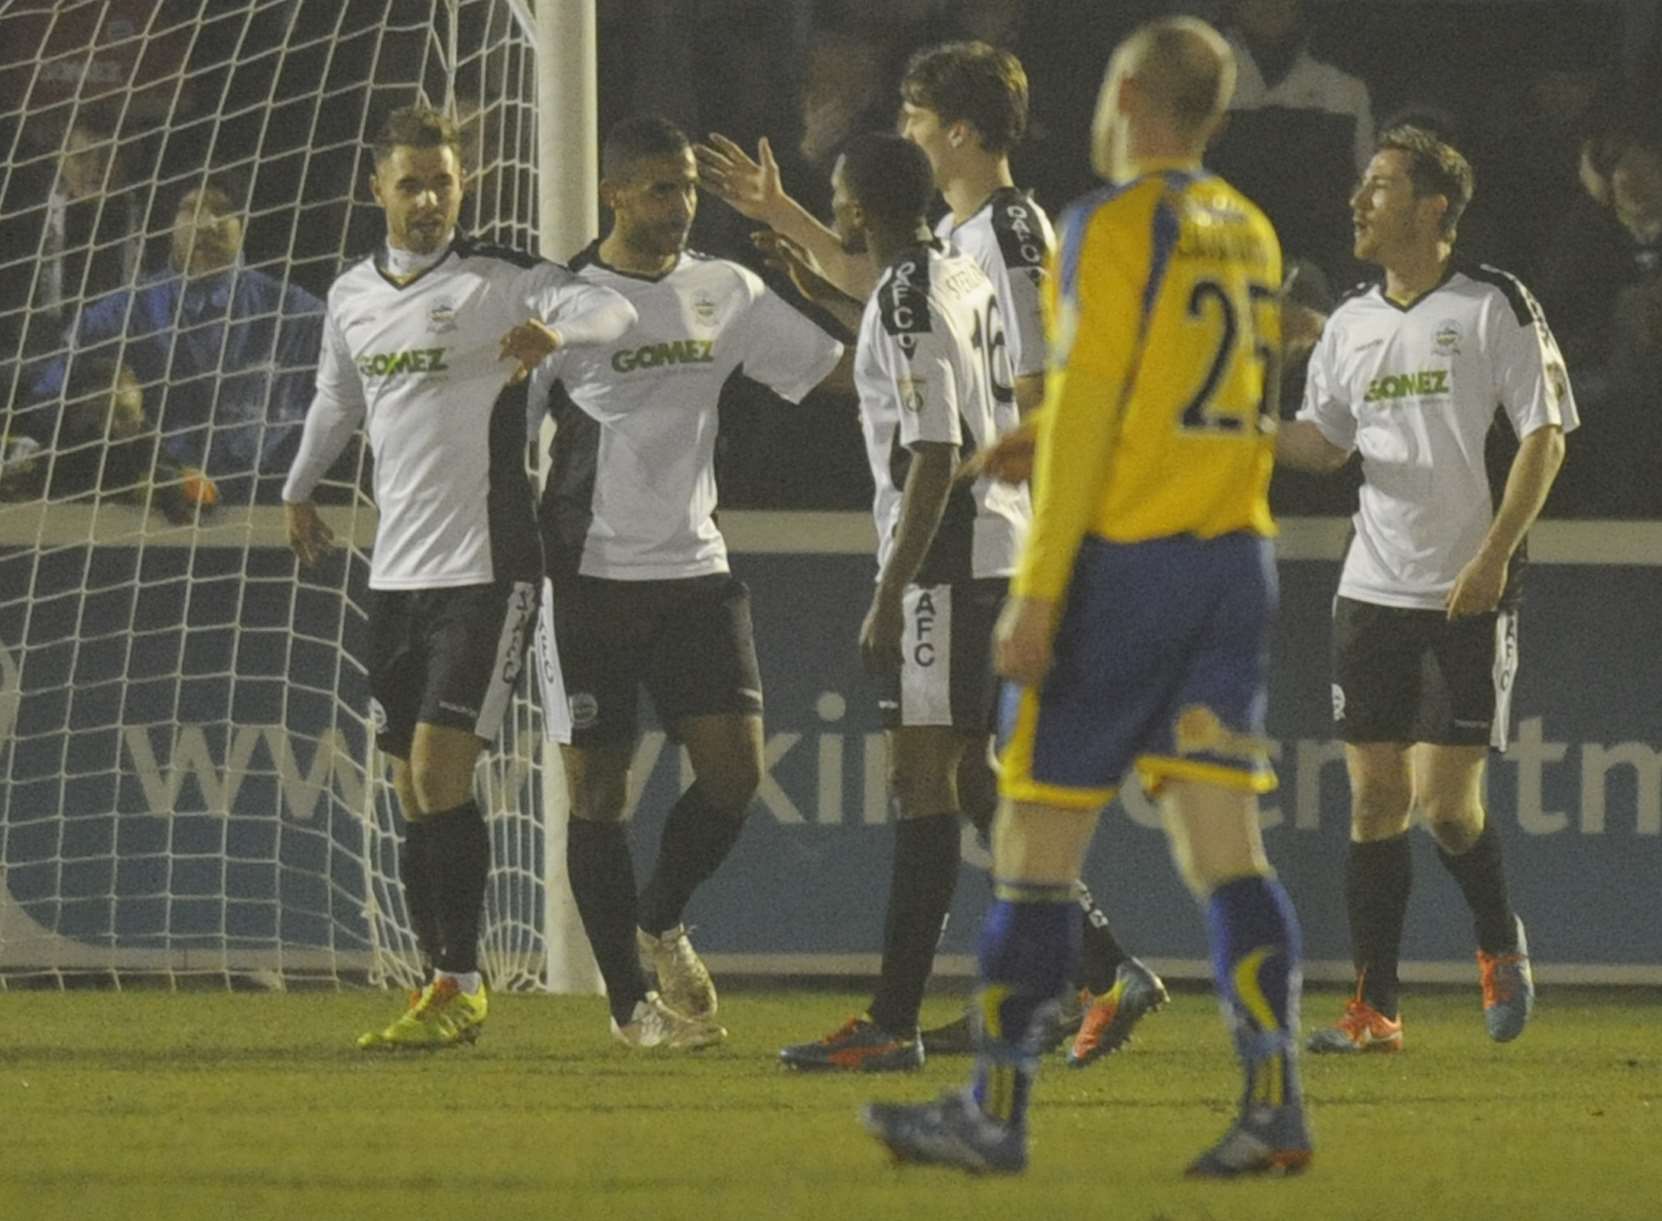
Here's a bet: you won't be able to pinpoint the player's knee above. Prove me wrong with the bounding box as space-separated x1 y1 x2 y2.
568 797 627 824
1350 777 1413 839
390 770 422 822
1421 800 1482 852
567 778 627 823
695 751 761 816
408 760 468 815
1168 846 1209 898
888 759 954 819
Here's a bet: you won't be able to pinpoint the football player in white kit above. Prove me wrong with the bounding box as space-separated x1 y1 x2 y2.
1276 126 1578 1052
698 41 1166 1067
768 132 1022 1070
528 116 846 1050
283 106 636 1049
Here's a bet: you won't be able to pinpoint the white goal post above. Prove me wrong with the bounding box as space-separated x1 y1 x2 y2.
0 0 599 993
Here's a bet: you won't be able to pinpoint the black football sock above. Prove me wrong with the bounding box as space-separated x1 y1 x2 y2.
868 813 961 1037
637 784 745 936
567 816 650 1024
1347 833 1412 1018
399 817 442 979
1436 819 1517 954
426 800 491 977
1073 880 1129 995
956 745 999 841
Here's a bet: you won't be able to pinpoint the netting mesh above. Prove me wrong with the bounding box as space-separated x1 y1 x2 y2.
0 0 554 991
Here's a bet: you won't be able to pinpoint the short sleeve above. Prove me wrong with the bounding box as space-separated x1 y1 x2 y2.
1296 321 1357 451
731 267 843 403
872 283 961 451
1491 287 1580 440
990 194 1052 377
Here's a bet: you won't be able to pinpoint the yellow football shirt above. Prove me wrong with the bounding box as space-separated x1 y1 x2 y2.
1013 161 1282 602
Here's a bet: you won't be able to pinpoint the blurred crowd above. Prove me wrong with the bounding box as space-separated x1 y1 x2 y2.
2 0 1659 519
599 0 1662 520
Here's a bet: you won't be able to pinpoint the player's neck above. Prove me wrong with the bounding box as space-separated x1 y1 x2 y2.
383 233 454 283
940 157 1014 224
867 223 938 270
599 231 679 277
1118 131 1202 180
1381 244 1452 305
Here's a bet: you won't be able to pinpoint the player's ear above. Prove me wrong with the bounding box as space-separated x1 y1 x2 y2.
1421 192 1449 234
946 119 971 150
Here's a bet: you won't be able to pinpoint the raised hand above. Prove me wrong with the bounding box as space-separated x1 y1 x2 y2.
695 133 783 223
752 230 841 305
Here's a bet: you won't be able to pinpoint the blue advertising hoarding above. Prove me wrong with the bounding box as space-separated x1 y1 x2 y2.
1 509 1658 983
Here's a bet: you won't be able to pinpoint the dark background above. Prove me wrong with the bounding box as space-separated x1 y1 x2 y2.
2 0 1658 517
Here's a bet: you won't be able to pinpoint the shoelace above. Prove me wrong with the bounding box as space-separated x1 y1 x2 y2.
412 979 459 1018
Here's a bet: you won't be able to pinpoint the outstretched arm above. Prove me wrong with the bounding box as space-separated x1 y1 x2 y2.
695 133 876 300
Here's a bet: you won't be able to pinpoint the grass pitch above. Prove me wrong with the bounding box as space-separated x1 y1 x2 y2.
1 984 1657 1221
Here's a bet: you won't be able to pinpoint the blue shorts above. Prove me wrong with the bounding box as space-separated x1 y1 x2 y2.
999 533 1278 809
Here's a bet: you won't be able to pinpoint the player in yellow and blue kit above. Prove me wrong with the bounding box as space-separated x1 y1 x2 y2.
863 16 1312 1178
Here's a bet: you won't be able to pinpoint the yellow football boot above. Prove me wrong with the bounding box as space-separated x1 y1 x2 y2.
357 978 487 1051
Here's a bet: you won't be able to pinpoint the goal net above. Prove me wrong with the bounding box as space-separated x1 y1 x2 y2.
0 0 571 992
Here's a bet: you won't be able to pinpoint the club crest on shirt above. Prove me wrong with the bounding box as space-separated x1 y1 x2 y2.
428 300 458 334
1545 359 1570 406
898 376 926 412
1433 318 1462 355
691 292 719 328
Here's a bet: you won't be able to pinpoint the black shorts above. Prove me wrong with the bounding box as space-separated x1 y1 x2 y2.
876 578 1005 733
1331 595 1519 749
536 573 763 747
367 580 539 758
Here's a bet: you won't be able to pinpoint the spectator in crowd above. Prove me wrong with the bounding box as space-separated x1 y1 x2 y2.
27 172 324 503
1205 0 1373 287
43 117 145 319
9 354 216 520
1578 126 1662 456
0 113 145 392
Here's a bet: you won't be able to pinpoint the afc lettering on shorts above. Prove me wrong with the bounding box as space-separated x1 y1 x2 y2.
899 584 954 726
910 587 939 668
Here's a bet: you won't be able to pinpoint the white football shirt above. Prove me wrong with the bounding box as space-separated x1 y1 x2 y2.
935 187 1054 380
1299 263 1580 609
531 246 844 580
284 236 635 589
856 241 1029 584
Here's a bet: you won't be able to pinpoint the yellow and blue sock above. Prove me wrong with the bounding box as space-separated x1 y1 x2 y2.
1206 875 1304 1110
970 881 1079 1131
